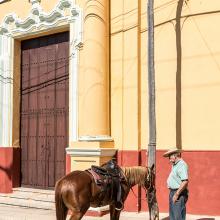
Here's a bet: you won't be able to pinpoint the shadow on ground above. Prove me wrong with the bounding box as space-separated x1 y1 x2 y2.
196 219 215 220
161 218 215 220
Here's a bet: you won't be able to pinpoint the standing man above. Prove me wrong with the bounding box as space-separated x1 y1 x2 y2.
163 148 189 220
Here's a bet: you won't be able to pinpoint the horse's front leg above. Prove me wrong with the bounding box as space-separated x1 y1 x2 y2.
114 209 121 220
110 205 122 220
110 204 115 220
69 204 89 220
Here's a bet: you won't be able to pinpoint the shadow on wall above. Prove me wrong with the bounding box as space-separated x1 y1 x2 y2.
175 0 184 148
161 217 215 220
0 165 11 179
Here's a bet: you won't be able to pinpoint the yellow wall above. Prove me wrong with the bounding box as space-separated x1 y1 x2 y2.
111 0 220 151
77 0 110 137
2 0 220 152
0 0 58 21
0 0 30 20
111 0 140 151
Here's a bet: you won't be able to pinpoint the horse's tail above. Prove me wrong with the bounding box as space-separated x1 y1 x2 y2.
55 180 68 220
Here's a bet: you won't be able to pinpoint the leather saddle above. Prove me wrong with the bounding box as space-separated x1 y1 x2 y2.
87 159 124 210
91 165 109 176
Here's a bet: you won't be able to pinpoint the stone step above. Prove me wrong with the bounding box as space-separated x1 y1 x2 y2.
0 187 55 210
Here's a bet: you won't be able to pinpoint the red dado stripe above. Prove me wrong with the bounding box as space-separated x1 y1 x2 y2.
116 150 220 216
0 147 20 193
66 154 71 175
1 147 219 215
117 150 141 212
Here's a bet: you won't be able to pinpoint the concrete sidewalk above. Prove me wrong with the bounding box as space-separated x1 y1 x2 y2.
0 204 219 220
86 212 220 220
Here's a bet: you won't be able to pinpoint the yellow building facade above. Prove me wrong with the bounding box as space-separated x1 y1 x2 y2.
0 0 219 215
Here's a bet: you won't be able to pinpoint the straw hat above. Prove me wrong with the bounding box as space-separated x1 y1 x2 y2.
163 148 182 157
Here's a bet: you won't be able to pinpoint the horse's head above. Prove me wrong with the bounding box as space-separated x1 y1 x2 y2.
144 164 155 191
122 165 159 219
146 164 159 220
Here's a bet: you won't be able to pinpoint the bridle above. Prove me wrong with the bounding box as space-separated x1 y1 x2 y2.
120 166 155 201
144 167 155 191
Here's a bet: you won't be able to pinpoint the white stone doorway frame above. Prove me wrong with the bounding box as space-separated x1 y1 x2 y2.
0 0 82 147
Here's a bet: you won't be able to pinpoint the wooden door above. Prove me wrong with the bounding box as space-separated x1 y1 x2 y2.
20 32 69 189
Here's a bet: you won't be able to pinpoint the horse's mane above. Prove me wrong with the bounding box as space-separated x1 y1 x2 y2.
121 166 148 187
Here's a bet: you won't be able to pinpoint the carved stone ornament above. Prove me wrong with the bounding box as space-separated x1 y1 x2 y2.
29 0 40 4
0 0 82 40
0 0 11 4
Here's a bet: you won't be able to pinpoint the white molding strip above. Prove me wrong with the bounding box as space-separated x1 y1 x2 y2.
78 135 114 142
0 35 13 146
66 148 117 157
88 205 109 212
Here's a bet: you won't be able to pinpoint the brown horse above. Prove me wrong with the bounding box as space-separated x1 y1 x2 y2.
55 164 159 220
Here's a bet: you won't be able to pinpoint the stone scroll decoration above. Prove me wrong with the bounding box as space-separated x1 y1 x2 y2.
0 0 11 4
0 0 82 43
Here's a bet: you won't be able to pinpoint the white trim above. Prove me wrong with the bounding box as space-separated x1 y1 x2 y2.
78 135 114 142
0 35 13 146
66 148 117 157
69 24 78 142
0 0 83 145
88 205 109 212
29 0 40 5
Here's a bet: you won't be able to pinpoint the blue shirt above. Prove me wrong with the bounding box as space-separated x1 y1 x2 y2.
167 159 188 189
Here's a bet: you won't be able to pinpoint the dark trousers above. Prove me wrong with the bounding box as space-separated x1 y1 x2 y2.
169 189 188 220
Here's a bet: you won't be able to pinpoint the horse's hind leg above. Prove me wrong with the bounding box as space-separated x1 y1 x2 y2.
69 211 85 220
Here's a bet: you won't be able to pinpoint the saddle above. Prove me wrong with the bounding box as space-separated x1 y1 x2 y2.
87 159 124 210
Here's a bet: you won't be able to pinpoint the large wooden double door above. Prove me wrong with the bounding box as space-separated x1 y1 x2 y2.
20 32 69 189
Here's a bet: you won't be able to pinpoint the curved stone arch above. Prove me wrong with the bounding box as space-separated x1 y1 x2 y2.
0 0 82 146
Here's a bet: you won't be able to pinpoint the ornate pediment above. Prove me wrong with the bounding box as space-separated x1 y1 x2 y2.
0 0 11 4
0 0 82 37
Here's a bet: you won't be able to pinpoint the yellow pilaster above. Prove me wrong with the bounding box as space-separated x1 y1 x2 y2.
79 0 110 137
68 0 113 170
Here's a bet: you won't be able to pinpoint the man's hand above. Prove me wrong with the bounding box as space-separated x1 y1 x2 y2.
172 180 188 203
172 193 179 203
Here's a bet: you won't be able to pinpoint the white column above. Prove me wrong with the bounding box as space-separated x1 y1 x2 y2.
0 34 14 147
69 21 79 143
68 8 83 144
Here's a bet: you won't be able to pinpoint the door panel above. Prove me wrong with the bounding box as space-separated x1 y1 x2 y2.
21 32 69 189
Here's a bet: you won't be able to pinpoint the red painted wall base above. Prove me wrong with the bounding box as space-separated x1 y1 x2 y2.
66 154 71 174
0 147 20 193
116 149 220 216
